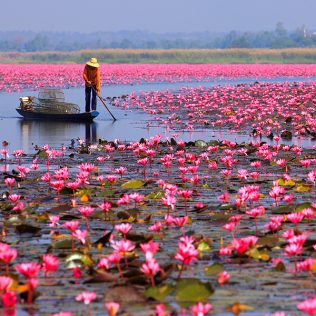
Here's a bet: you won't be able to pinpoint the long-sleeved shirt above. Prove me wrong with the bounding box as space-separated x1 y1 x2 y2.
83 65 101 93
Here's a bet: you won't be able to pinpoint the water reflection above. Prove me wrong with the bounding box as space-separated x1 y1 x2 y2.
85 121 97 145
19 119 99 150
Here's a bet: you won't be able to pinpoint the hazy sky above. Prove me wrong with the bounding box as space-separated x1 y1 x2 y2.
1 0 316 33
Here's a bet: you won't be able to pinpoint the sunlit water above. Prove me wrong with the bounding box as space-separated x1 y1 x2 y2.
0 76 315 153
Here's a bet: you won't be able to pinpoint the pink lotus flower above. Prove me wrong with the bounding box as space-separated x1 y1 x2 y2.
140 257 160 286
1 290 16 307
218 271 230 284
149 221 163 233
77 163 95 173
140 240 160 256
287 212 304 224
232 236 257 255
129 192 144 204
72 229 87 245
115 166 127 178
98 258 110 270
42 254 59 275
78 206 94 229
190 302 212 316
106 175 117 184
0 276 13 292
112 239 135 254
175 241 199 266
15 262 41 279
8 194 21 203
156 303 170 316
41 172 51 183
297 297 316 315
105 302 120 316
49 215 60 227
4 177 15 192
297 258 315 272
64 220 79 232
75 291 96 305
115 223 132 239
219 246 232 256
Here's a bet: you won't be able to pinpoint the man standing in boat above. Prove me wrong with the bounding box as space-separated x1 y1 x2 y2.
83 58 101 112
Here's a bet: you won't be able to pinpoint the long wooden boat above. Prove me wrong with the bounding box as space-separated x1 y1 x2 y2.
16 109 99 122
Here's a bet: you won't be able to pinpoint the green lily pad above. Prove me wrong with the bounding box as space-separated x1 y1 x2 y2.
204 263 224 276
145 284 174 301
65 252 94 267
5 216 22 227
145 191 164 199
277 178 296 187
256 236 280 249
52 238 73 249
294 184 312 192
197 241 211 253
97 190 114 198
175 278 214 303
195 140 208 148
246 248 270 261
294 202 315 212
122 180 145 189
60 187 73 195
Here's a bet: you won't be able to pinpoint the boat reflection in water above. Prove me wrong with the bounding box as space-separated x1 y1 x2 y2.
19 119 98 151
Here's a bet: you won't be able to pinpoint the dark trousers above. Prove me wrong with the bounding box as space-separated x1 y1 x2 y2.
85 85 97 112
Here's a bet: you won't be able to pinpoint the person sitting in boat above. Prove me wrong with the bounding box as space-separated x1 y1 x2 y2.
19 96 34 111
83 57 101 112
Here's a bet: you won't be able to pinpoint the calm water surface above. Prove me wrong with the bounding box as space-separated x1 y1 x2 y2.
0 77 315 153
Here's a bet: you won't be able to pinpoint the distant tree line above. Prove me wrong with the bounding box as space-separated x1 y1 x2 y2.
0 23 315 52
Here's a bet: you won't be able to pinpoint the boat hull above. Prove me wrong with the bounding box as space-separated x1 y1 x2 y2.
16 109 99 122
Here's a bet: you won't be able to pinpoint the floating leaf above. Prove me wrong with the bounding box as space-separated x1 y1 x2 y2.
52 238 73 249
219 203 234 211
175 278 214 303
104 285 146 304
36 212 49 222
256 236 280 249
15 224 41 234
122 180 145 189
197 241 211 253
85 270 119 283
195 140 208 148
46 204 72 213
271 204 293 215
98 190 114 198
204 263 224 276
145 191 164 199
117 211 132 220
294 184 312 192
246 248 270 261
277 178 296 187
145 284 174 301
295 202 315 212
65 252 94 267
126 232 152 243
274 262 286 271
60 187 73 195
5 216 22 227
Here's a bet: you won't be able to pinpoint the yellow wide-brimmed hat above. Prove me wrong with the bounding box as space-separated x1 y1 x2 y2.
86 57 100 68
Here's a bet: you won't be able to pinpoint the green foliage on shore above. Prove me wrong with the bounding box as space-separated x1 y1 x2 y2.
2 48 316 64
